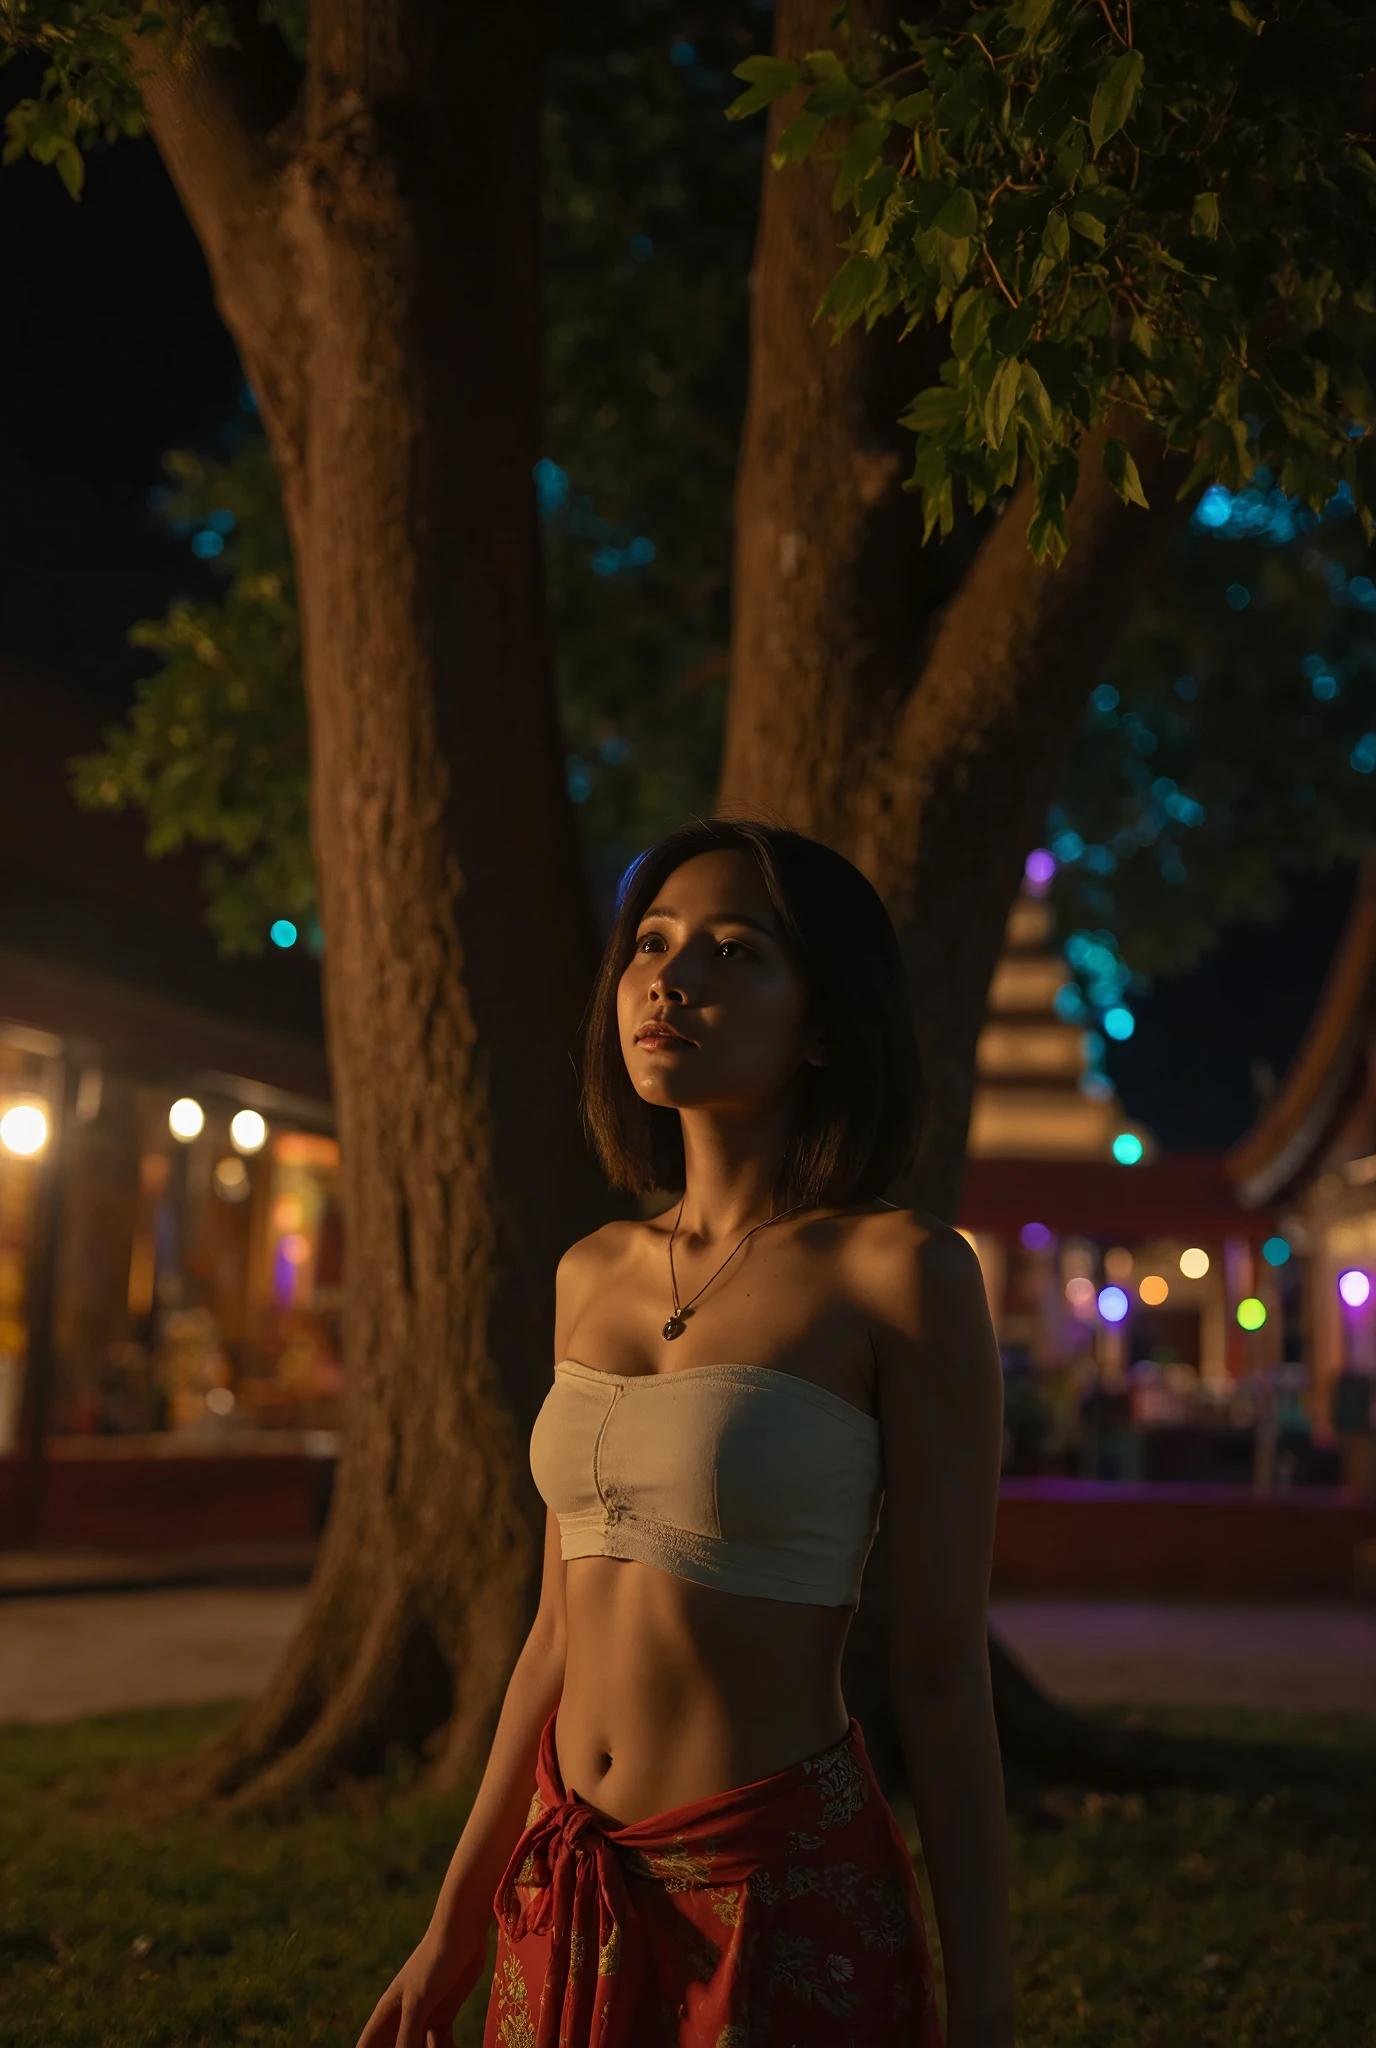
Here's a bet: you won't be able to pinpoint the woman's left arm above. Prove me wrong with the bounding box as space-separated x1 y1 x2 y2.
870 1219 1013 2048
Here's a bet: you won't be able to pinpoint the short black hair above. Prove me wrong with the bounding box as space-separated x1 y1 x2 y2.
582 819 922 1207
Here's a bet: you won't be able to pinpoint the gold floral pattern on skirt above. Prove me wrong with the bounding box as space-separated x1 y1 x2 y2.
484 1714 941 2048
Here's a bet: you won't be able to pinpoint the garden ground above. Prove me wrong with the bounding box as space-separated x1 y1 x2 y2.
1 1702 1373 2046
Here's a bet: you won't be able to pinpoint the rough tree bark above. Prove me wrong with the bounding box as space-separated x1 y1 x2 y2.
724 0 1189 1217
132 1 610 1801
722 0 1191 1789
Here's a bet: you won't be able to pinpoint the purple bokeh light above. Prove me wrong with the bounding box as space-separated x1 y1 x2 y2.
1097 1284 1130 1324
1020 1221 1052 1251
1024 847 1056 894
1338 1268 1371 1309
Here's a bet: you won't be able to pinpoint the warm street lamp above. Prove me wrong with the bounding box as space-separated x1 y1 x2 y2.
0 1102 49 1157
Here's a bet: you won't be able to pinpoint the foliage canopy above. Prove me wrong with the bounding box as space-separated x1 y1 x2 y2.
4 0 1373 1061
730 0 1376 560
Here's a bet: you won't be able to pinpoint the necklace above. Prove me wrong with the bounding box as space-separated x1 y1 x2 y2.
662 1197 802 1341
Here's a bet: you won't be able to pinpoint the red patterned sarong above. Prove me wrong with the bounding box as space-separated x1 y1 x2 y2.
485 1713 941 2047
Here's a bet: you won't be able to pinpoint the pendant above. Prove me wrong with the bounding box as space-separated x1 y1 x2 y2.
662 1315 688 1341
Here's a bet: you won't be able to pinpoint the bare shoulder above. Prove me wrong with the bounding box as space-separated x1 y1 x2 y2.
842 1204 986 1322
556 1218 640 1299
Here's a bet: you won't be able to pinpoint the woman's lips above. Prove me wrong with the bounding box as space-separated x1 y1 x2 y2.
635 1024 694 1051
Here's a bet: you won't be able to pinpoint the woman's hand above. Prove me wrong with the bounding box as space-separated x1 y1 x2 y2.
354 1921 489 2048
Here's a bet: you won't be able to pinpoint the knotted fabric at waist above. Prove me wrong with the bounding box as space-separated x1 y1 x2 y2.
493 1711 868 2048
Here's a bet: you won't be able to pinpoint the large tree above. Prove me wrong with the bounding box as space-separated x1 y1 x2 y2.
6 0 1374 1802
5 0 614 1798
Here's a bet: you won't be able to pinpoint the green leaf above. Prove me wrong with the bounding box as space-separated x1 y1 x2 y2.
817 251 884 334
1019 361 1055 431
903 384 965 433
806 78 865 118
991 299 1036 358
1103 437 1150 509
1089 49 1145 154
935 186 980 239
1190 191 1220 240
950 287 996 361
835 119 889 210
1027 500 1068 564
1041 206 1070 266
727 56 801 120
1129 310 1157 359
983 355 1023 450
936 233 971 292
1070 209 1107 246
772 111 824 167
55 139 85 201
1006 0 1058 46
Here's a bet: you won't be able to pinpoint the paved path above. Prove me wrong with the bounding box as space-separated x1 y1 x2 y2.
1 1590 1373 1724
989 1598 1376 1715
0 1588 305 1723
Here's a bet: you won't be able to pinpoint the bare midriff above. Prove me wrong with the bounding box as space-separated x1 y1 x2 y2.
555 1553 853 1825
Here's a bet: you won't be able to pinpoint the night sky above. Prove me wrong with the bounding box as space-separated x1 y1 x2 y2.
0 80 1352 1155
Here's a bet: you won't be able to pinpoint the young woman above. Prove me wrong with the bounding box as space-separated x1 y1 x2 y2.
359 820 1012 2048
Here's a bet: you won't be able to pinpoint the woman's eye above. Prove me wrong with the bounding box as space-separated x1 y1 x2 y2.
716 940 754 959
637 933 666 953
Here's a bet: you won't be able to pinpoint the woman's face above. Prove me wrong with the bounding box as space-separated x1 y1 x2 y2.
617 850 824 1117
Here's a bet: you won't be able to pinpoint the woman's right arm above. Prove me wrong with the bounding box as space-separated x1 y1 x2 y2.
355 1507 567 2048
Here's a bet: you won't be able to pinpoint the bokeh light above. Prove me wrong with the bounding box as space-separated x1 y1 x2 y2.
1180 1247 1211 1279
168 1097 205 1142
1236 1297 1267 1331
269 919 298 949
1065 1277 1097 1317
0 1103 48 1157
1019 1221 1052 1251
1261 1236 1291 1267
1338 1268 1371 1309
1024 847 1056 892
230 1109 268 1154
1104 1246 1134 1281
205 1387 235 1415
281 1232 312 1267
1139 1275 1169 1306
1098 1285 1130 1324
1103 1006 1136 1041
213 1157 251 1203
1112 1132 1144 1165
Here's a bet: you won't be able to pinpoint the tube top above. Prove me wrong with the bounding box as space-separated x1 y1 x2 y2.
529 1359 883 1608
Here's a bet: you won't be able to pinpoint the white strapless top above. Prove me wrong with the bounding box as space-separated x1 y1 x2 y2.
529 1359 883 1608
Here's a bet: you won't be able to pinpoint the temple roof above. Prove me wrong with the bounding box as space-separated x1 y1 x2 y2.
1227 858 1376 1208
967 892 1152 1163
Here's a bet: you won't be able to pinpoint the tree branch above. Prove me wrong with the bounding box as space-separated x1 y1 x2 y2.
127 10 308 476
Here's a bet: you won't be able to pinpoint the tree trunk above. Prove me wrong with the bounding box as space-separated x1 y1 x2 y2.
136 0 610 1802
722 0 1190 1219
724 0 1191 1788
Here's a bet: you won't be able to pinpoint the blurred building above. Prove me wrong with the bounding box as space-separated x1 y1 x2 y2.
957 885 1293 1484
0 672 336 1544
1228 858 1376 1486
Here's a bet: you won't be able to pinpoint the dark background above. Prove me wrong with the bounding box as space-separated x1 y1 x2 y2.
0 99 1352 1152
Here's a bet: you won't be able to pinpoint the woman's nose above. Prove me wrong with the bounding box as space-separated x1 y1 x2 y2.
648 956 688 1003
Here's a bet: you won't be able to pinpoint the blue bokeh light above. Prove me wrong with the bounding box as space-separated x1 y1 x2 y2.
269 919 297 949
1112 1131 1145 1165
1262 1236 1292 1267
1103 1006 1136 1041
1098 1285 1130 1323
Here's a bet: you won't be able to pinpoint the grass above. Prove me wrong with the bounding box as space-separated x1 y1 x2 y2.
1 1702 1374 2046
